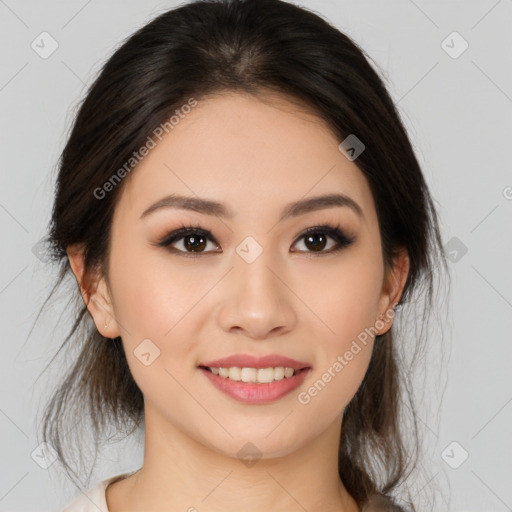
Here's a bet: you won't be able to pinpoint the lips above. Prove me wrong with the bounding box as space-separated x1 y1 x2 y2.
199 353 311 370
197 353 312 403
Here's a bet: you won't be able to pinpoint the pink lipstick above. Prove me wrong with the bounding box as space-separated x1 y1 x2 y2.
198 353 311 404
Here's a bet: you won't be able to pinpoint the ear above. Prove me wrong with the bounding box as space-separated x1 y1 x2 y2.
66 244 121 339
374 248 410 336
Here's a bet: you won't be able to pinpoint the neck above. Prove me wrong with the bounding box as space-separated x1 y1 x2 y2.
106 403 359 512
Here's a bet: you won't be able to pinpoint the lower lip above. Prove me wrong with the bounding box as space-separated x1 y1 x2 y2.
199 367 311 404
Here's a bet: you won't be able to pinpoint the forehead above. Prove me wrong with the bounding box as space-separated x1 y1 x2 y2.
116 92 376 225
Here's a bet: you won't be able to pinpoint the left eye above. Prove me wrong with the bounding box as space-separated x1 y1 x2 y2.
292 226 354 253
156 224 355 256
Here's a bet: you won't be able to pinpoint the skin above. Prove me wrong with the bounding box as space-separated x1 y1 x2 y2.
67 91 409 512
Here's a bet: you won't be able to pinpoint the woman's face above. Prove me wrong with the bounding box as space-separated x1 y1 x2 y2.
76 92 407 459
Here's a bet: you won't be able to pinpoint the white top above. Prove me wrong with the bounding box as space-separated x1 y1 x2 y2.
59 472 135 512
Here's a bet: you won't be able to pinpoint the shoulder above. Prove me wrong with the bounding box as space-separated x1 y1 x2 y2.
59 472 135 512
361 493 410 512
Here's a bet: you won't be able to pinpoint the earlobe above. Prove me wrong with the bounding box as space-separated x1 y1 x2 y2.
66 244 120 339
89 278 121 339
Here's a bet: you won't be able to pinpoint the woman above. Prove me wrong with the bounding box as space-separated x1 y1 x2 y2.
38 0 448 510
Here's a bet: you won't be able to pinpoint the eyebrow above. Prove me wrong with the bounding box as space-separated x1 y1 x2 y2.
140 192 364 221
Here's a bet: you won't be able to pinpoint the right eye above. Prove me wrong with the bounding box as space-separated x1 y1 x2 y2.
156 225 221 256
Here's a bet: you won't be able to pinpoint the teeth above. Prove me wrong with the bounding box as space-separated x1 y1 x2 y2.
241 367 257 383
274 367 285 380
229 367 242 381
208 366 299 383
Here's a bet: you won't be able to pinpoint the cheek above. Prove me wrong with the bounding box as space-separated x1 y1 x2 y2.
107 244 203 391
298 247 383 348
109 237 211 339
297 280 377 419
297 343 373 427
293 250 381 410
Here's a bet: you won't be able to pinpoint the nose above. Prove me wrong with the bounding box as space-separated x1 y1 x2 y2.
215 248 297 340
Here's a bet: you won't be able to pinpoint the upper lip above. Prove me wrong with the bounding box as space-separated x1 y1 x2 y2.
199 353 311 370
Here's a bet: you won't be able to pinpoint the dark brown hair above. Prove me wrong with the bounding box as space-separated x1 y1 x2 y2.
32 0 448 510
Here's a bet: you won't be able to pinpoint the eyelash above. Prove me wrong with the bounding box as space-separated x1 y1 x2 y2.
155 222 355 258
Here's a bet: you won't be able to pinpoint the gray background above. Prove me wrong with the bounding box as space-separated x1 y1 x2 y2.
1 0 511 511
